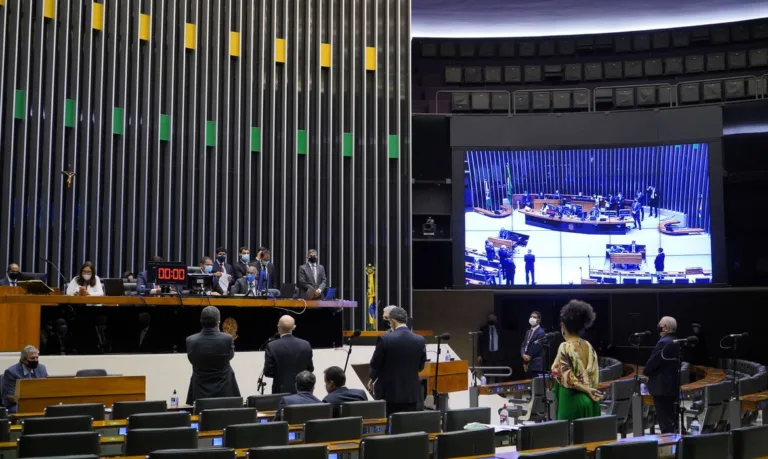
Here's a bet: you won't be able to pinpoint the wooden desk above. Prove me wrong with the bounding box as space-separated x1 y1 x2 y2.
740 390 768 412
479 365 637 397
474 205 514 218
420 360 469 395
487 237 516 249
519 209 628 235
0 286 41 351
643 366 725 406
609 253 643 266
0 294 356 309
14 376 146 412
659 220 705 235
342 330 434 338
499 434 680 459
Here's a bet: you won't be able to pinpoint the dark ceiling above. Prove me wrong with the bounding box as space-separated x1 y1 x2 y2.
412 0 768 38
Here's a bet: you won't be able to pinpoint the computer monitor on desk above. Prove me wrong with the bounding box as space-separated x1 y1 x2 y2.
187 273 213 292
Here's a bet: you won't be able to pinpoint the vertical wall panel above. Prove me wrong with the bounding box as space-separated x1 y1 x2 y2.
0 0 412 315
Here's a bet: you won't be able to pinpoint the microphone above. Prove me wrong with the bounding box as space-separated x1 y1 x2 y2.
631 331 652 337
727 333 749 339
672 336 699 345
469 331 483 336
258 333 280 351
436 333 451 341
39 256 68 287
351 329 362 339
534 331 561 343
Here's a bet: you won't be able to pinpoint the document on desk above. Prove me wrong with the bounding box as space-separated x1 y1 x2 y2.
464 422 519 432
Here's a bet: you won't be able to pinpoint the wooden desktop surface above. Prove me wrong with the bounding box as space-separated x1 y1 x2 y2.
419 360 470 395
343 330 434 338
519 209 626 226
609 253 643 265
740 390 768 411
0 293 357 308
643 366 725 406
0 286 42 351
478 364 637 396
15 376 146 413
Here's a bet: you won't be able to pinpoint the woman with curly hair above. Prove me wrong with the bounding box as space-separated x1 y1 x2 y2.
550 299 602 421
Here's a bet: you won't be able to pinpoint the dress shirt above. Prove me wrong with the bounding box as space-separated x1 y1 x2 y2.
489 325 498 352
523 325 540 350
65 276 105 296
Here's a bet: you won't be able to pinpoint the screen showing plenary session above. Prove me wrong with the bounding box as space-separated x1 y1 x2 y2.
463 143 713 286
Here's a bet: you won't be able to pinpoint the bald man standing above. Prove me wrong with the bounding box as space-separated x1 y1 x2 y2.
263 315 314 394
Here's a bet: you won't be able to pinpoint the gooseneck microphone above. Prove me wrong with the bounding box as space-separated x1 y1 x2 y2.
727 333 749 339
351 329 362 339
631 330 652 337
672 336 699 345
39 256 68 288
436 333 451 341
534 331 561 343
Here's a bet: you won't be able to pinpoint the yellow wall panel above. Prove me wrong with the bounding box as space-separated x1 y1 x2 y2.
43 0 55 19
92 3 104 31
230 31 241 57
365 46 376 71
275 38 286 63
185 23 196 50
1 0 6 7
321 43 332 68
139 14 151 41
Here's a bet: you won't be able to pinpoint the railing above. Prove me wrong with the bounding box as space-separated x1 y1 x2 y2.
593 83 673 110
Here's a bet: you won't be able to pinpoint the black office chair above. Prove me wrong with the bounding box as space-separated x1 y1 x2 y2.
199 407 259 431
74 369 107 377
442 407 491 432
601 379 634 437
339 400 386 419
282 403 333 424
193 397 244 415
21 415 94 435
675 432 730 459
388 410 442 434
45 403 105 421
517 420 570 451
360 432 430 459
434 428 495 459
303 417 363 443
0 419 10 442
124 427 198 456
571 415 618 443
246 394 289 411
595 440 658 459
223 422 289 449
127 412 191 430
0 406 8 419
519 446 588 458
732 425 768 459
247 444 328 459
149 449 236 459
112 400 167 420
18 432 101 458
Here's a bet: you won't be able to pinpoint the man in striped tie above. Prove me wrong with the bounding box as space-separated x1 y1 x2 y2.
521 311 545 379
478 312 503 383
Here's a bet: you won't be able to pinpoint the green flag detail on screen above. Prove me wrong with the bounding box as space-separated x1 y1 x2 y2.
506 163 513 199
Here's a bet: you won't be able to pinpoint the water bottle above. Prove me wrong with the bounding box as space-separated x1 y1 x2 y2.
690 419 700 435
170 389 179 408
480 375 487 386
499 404 509 425
640 383 648 395
445 350 452 362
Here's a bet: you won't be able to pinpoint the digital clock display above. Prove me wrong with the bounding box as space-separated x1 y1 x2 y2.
147 261 188 286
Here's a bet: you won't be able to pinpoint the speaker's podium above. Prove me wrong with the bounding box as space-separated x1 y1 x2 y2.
13 376 146 412
419 360 469 410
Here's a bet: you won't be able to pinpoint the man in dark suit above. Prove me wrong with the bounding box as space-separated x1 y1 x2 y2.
644 316 680 434
256 248 278 290
0 263 22 286
647 186 660 218
231 265 260 296
263 315 314 394
521 311 545 379
232 247 253 282
478 312 503 383
274 371 322 421
137 312 161 353
368 307 426 416
322 366 367 417
185 306 240 405
484 241 495 261
137 255 165 295
524 249 536 285
297 249 327 299
212 247 233 293
2 345 49 413
631 199 642 230
198 257 226 296
655 248 666 275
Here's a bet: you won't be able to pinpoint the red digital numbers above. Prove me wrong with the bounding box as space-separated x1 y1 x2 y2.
157 267 186 281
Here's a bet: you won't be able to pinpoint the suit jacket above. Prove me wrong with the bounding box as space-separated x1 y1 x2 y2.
2 362 49 413
655 253 666 271
136 271 153 295
257 261 278 290
643 334 679 397
297 263 327 298
521 327 546 372
648 189 660 204
231 277 259 296
232 261 252 282
478 324 503 361
369 326 427 404
264 334 314 394
274 391 322 421
323 387 368 417
185 327 240 405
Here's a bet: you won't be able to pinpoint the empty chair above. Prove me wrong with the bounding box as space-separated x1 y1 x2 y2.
0 419 9 442
434 428 494 459
223 422 289 449
246 394 289 411
127 412 191 430
510 376 549 422
601 379 633 437
149 449 236 459
199 407 258 431
303 417 363 443
282 403 333 424
732 425 768 459
676 432 730 459
595 440 658 459
517 420 570 451
74 369 107 377
519 447 588 458
124 427 198 456
571 415 617 443
21 415 94 435
18 432 101 458
442 407 491 432
388 410 442 434
360 432 430 459
193 397 243 415
45 404 105 421
0 407 8 419
248 445 328 459
339 400 386 419
112 400 167 420
685 381 731 433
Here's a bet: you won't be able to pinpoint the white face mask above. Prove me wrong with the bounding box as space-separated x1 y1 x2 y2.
529 317 538 327
82 274 92 281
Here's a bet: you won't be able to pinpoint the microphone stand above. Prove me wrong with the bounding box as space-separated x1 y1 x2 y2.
343 335 358 373
40 257 68 290
433 336 444 412
257 334 277 394
676 343 686 435
539 338 554 422
470 332 479 386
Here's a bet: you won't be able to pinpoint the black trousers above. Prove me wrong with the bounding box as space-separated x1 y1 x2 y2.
653 395 678 434
633 214 641 229
386 402 418 417
650 202 659 217
525 267 535 285
505 270 515 285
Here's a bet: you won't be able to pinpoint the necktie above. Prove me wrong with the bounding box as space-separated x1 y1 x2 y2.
523 329 532 350
489 326 497 352
250 283 255 295
311 265 317 283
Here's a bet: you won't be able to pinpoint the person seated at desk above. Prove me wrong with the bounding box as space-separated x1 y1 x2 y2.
322 366 367 417
2 345 48 413
0 263 22 286
521 191 533 209
274 371 322 421
66 262 104 296
231 265 260 296
498 227 512 241
198 256 225 296
137 255 165 295
588 207 600 219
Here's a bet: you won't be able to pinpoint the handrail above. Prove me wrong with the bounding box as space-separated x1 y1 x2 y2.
512 87 591 114
434 89 512 115
593 82 673 110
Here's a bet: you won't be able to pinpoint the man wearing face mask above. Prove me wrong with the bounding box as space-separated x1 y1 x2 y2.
478 312 504 383
2 345 49 413
212 247 233 293
0 263 23 286
643 316 680 434
298 249 327 299
199 257 225 296
521 311 545 379
232 265 260 296
231 247 253 282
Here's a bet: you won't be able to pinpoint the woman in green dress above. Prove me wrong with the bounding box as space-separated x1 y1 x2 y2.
550 300 603 421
